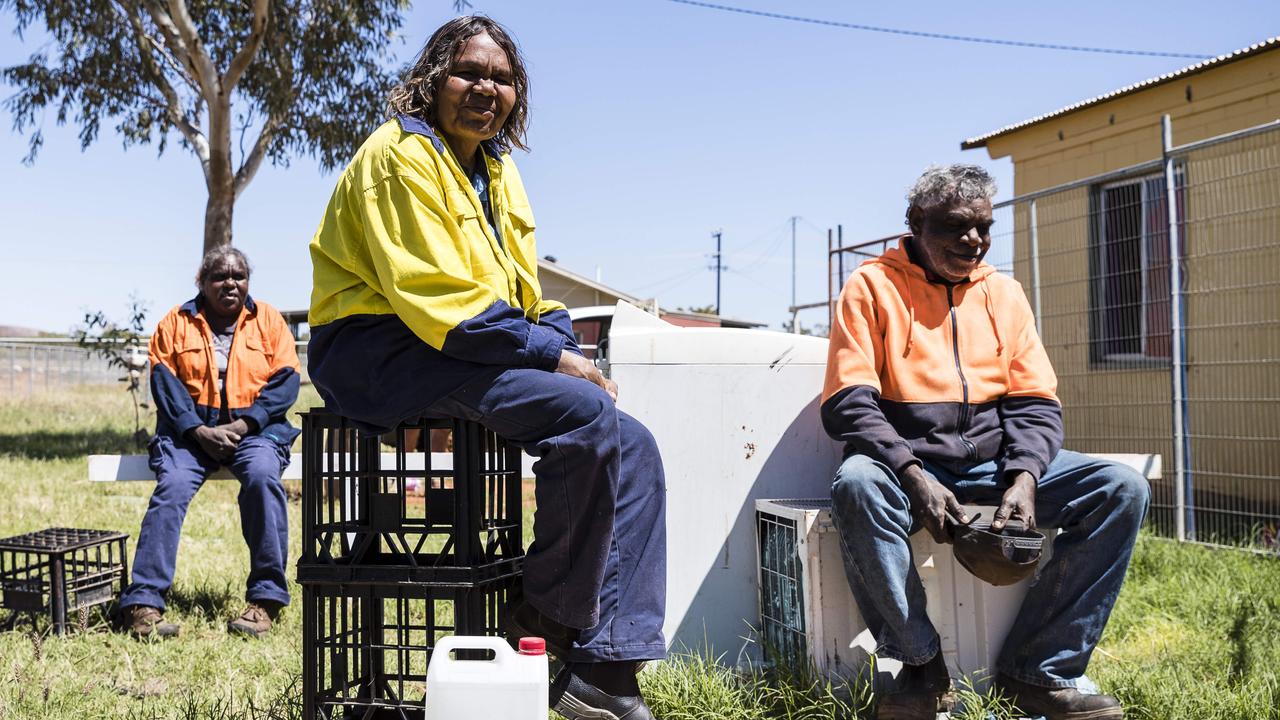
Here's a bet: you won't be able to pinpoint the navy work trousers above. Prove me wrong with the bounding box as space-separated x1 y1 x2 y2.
119 434 292 611
424 367 668 663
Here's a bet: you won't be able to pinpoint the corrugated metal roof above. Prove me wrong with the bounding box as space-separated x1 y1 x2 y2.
961 36 1280 150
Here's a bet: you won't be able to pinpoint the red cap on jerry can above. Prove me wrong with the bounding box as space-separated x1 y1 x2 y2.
518 637 546 655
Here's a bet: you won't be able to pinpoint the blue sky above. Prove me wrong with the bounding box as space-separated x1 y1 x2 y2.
1 1 1274 333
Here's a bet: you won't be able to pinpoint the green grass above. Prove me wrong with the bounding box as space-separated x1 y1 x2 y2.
1 386 1278 719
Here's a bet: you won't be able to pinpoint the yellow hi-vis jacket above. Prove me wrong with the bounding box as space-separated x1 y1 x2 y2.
306 115 580 431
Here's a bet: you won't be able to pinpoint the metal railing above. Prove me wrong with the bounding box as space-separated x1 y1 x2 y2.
0 338 309 396
0 340 131 396
828 118 1280 551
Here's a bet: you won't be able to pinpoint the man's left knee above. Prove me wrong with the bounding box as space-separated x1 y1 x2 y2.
1101 464 1150 515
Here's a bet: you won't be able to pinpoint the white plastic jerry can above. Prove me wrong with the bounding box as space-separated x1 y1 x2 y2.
424 635 549 720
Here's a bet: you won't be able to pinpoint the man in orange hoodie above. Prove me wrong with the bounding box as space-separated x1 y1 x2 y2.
823 165 1148 720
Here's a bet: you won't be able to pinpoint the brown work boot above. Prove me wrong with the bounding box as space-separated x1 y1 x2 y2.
876 652 954 720
120 605 180 640
226 601 282 639
995 674 1124 720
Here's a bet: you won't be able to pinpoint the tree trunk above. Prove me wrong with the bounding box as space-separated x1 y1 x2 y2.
203 185 234 254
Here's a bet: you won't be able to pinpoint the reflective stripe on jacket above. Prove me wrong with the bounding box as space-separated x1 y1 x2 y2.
149 296 301 445
821 238 1063 480
306 116 579 432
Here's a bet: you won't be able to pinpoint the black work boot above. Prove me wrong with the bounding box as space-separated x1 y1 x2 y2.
994 674 1124 720
550 662 655 720
876 651 954 720
503 597 579 659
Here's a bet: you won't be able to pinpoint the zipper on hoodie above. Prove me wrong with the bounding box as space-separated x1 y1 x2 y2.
947 286 978 461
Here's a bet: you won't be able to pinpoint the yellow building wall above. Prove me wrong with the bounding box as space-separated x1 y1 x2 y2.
984 50 1280 195
979 47 1280 536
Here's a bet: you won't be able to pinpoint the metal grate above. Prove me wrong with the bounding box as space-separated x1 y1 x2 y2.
0 527 129 633
756 510 807 664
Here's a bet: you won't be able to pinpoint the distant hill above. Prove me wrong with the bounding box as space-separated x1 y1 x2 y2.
0 325 55 338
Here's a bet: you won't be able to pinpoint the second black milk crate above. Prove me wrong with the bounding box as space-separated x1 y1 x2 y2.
0 527 129 634
301 575 520 720
299 411 525 581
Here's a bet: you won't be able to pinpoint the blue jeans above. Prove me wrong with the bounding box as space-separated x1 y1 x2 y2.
425 367 668 663
119 434 292 611
829 450 1149 688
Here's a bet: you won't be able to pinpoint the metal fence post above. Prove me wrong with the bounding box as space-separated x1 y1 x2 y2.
1162 114 1189 542
1029 199 1042 336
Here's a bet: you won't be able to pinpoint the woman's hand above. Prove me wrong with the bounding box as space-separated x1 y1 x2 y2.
555 350 618 402
191 424 241 462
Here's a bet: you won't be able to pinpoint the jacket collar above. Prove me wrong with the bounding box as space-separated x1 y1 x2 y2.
179 294 257 319
397 114 504 161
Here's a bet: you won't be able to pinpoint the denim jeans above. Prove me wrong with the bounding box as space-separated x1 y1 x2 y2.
425 367 668 663
120 434 292 611
829 449 1149 688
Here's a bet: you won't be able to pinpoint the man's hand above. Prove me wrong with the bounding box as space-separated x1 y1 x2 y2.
555 350 618 402
900 464 969 544
191 424 241 463
992 471 1037 531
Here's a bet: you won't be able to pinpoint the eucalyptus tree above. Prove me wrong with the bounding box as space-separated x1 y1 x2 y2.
3 1 409 254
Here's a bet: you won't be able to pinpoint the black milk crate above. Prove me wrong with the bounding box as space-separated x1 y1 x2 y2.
0 528 129 634
300 411 524 580
302 576 520 720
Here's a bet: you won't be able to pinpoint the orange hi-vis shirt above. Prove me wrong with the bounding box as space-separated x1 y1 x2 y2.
821 238 1063 480
149 296 301 445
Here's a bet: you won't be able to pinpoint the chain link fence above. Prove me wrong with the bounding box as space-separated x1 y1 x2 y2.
0 340 134 396
828 119 1280 550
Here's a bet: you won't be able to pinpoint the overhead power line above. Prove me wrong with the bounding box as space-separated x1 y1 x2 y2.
665 0 1214 60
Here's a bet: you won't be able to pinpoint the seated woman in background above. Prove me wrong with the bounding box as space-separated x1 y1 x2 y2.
307 16 666 720
118 247 299 641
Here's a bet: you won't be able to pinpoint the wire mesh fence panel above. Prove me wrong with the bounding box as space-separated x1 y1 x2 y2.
0 342 131 396
1178 130 1280 547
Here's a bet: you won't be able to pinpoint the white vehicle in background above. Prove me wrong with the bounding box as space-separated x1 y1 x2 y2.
567 305 617 364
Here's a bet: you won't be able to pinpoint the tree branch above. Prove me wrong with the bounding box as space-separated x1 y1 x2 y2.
163 0 218 105
115 0 210 173
234 111 281 199
223 0 270 91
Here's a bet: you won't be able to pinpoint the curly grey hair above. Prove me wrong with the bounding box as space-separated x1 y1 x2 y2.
905 164 998 227
196 246 251 285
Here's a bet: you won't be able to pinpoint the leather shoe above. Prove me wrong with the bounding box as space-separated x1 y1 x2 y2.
550 663 655 720
503 597 579 659
876 652 954 720
994 674 1123 720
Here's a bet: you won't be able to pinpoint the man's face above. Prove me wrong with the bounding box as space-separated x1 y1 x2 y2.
909 197 994 283
435 32 517 152
199 255 249 319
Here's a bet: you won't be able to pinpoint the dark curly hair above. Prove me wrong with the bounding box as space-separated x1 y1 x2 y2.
386 16 530 153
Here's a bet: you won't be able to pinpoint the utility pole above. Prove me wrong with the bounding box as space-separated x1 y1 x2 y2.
790 216 799 333
709 230 725 315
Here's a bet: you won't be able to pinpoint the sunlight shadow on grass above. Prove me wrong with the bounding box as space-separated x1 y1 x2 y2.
0 429 138 460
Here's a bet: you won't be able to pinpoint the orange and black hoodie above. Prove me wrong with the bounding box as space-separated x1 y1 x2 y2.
822 238 1062 480
149 296 301 446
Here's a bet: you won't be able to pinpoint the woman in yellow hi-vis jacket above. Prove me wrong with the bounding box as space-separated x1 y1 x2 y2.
308 17 666 719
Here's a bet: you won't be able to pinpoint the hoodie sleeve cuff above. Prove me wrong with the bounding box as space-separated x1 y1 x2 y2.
1002 454 1046 483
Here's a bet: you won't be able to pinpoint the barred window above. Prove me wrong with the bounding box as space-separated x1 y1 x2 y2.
1089 170 1184 365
